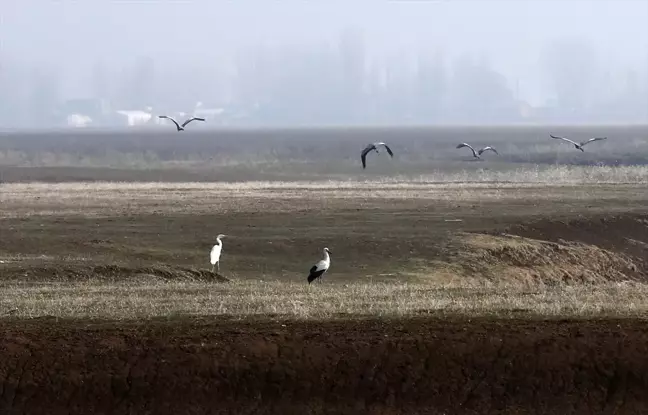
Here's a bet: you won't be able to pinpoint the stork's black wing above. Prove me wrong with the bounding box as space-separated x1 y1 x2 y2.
360 145 374 169
580 137 607 146
478 146 498 155
307 265 326 284
159 115 182 131
181 117 206 127
456 143 477 158
550 134 579 146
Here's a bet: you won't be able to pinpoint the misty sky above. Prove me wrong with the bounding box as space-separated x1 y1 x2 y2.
2 0 647 103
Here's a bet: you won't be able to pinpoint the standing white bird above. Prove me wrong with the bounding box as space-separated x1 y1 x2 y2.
159 115 205 131
361 142 394 169
456 143 499 159
210 234 226 272
550 134 607 152
307 247 331 284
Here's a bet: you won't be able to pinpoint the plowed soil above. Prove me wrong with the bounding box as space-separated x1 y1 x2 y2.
2 317 648 414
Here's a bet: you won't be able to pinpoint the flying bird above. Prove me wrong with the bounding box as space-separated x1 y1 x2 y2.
307 247 331 284
550 134 607 152
210 234 226 273
456 143 499 159
159 115 205 131
361 142 394 169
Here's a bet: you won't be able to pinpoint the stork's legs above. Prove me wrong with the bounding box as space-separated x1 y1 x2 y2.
217 262 220 273
211 264 215 272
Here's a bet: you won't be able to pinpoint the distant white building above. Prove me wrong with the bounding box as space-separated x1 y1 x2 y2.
193 102 225 120
66 113 93 127
115 110 154 126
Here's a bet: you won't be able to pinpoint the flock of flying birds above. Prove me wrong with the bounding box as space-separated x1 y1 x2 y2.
159 114 609 170
158 115 608 283
361 134 608 167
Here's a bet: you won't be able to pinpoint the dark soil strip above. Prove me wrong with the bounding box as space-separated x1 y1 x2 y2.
1 317 647 414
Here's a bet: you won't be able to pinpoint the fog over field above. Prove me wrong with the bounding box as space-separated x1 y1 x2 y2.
1 0 647 128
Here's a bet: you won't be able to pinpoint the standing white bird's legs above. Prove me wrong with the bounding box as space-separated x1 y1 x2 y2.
217 262 220 273
211 264 215 272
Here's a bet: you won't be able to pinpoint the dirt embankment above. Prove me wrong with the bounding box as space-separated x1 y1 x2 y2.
0 264 230 283
443 214 648 285
1 317 648 414
504 214 648 263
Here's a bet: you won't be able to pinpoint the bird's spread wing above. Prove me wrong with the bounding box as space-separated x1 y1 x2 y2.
381 143 394 157
478 146 498 155
159 115 181 130
456 143 477 157
360 145 374 169
181 117 206 127
550 134 578 146
580 137 607 146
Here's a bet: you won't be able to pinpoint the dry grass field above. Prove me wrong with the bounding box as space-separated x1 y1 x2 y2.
1 125 648 414
1 177 648 321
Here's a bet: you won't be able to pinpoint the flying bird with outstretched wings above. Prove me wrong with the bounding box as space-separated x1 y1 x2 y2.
361 142 394 169
456 143 499 159
550 134 607 152
159 115 205 131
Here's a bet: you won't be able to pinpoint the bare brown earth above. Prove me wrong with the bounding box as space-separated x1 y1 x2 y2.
2 126 648 414
2 317 648 414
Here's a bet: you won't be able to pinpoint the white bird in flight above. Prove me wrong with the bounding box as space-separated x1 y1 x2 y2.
550 134 607 152
210 234 226 273
307 247 331 284
456 143 499 159
361 142 394 169
159 115 205 131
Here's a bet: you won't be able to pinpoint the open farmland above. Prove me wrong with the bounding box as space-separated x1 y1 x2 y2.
1 125 648 414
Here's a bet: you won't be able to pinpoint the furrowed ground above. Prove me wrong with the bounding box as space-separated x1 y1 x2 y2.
1 125 648 414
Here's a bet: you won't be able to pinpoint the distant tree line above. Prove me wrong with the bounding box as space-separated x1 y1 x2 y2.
0 36 646 128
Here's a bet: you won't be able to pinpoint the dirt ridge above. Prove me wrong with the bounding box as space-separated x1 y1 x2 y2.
0 264 230 282
451 232 645 285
